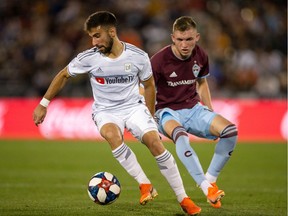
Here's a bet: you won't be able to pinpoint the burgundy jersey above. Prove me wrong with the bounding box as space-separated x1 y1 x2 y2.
151 44 209 111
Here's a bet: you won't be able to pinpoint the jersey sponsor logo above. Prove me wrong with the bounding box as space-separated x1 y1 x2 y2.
169 71 178 77
192 63 201 77
95 77 105 84
95 75 134 85
167 79 196 87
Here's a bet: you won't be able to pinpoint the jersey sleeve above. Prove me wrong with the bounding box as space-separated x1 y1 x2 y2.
138 53 153 81
67 50 94 76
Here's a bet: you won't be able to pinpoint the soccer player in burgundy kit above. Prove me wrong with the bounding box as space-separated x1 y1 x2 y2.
151 16 238 208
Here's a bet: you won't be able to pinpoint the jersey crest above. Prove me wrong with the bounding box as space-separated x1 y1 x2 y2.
125 63 132 72
192 63 201 77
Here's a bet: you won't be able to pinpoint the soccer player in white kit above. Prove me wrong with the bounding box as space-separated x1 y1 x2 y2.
33 11 201 215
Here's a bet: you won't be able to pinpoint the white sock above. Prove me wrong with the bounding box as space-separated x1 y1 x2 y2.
155 150 187 202
112 143 150 184
200 180 213 196
205 172 217 183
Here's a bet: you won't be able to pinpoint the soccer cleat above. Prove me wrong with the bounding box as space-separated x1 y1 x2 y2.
207 198 221 208
207 183 225 206
207 182 222 208
139 183 158 205
180 197 201 216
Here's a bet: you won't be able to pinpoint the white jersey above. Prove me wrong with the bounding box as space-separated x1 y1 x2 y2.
67 42 152 113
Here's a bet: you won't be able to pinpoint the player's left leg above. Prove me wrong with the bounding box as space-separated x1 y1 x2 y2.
205 115 238 208
142 130 201 215
142 130 189 201
127 105 201 214
206 115 238 183
127 105 189 202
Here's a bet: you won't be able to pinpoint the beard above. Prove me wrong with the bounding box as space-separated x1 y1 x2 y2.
98 37 114 54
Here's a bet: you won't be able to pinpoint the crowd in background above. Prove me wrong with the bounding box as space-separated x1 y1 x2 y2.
0 0 286 98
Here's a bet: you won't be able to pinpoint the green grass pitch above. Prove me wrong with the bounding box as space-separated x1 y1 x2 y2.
0 139 286 216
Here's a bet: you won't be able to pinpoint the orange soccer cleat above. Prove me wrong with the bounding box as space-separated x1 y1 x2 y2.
207 183 225 208
139 183 158 205
180 197 201 216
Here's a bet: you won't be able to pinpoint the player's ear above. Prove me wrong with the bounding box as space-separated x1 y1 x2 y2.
109 27 116 37
195 33 200 42
171 33 175 44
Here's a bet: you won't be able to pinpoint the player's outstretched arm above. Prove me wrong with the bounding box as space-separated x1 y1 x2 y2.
33 67 71 126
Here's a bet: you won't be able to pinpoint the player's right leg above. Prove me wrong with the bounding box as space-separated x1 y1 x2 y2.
111 140 157 205
93 112 155 205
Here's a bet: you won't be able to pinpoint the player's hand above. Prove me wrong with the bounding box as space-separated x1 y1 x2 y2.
33 104 47 126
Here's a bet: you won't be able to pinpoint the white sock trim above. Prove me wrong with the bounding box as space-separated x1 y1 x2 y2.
200 180 212 196
205 172 217 183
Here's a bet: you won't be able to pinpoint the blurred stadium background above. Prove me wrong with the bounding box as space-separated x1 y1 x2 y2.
0 0 286 98
0 0 286 141
0 1 286 215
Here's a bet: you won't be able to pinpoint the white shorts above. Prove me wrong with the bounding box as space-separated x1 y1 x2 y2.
92 103 158 141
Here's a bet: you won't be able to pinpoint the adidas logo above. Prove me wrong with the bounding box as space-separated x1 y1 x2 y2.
169 71 177 77
97 67 104 73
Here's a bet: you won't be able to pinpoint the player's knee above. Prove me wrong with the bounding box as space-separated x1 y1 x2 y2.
101 130 123 147
149 139 165 156
100 124 123 142
142 131 165 156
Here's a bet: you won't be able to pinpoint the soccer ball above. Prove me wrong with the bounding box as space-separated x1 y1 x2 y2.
87 172 121 205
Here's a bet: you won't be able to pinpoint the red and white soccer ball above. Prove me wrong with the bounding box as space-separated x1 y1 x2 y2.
87 172 121 205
